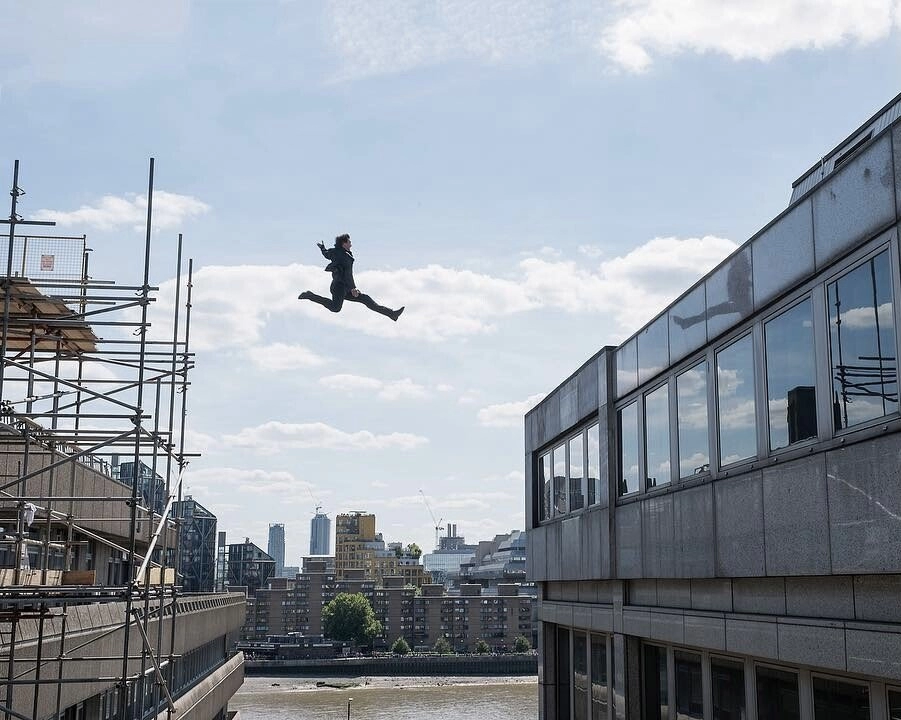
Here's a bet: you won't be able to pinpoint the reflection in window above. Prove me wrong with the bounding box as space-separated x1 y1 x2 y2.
756 666 799 720
587 424 600 506
553 444 566 516
556 627 571 720
617 339 638 398
717 335 757 466
889 689 901 720
828 250 897 430
813 677 869 720
539 453 551 521
678 363 709 477
766 299 817 450
711 657 745 720
573 632 588 720
645 384 671 489
590 635 608 720
675 650 703 719
617 402 640 495
569 433 585 512
642 644 668 720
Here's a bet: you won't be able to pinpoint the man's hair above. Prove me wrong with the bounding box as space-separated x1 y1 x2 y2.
334 233 350 248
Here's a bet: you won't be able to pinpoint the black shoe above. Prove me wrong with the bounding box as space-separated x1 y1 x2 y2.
299 291 313 300
391 306 405 322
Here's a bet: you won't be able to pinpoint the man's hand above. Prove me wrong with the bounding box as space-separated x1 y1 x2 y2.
351 288 361 297
317 242 326 250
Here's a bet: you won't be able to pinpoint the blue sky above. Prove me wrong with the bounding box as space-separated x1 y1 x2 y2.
1 1 899 563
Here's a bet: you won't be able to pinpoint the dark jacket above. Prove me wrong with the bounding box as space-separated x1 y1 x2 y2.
320 245 356 289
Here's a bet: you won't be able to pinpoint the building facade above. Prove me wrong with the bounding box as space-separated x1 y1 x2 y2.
268 522 286 577
526 94 901 719
174 495 218 592
227 538 276 597
335 510 431 586
310 509 331 555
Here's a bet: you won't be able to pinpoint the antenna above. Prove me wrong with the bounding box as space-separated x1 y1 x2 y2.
307 487 323 515
419 489 444 551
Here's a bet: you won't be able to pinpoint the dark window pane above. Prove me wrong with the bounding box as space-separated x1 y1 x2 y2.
711 657 745 720
591 635 608 720
540 453 552 521
678 363 710 477
642 644 668 720
717 335 757 466
570 433 585 512
813 676 869 720
587 424 600 506
553 444 567 516
756 666 799 720
645 384 671 489
888 689 901 720
617 402 640 495
556 628 571 720
617 339 638 398
829 250 897 430
766 299 818 449
675 650 703 719
574 632 589 720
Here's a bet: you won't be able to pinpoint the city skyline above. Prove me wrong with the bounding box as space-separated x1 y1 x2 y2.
1 2 899 561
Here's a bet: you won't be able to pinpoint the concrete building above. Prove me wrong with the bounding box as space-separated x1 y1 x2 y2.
423 523 477 586
526 93 901 719
310 508 331 555
268 522 286 577
460 529 530 591
335 510 431 587
227 538 275 597
173 495 218 592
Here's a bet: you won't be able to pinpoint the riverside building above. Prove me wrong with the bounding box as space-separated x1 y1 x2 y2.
526 93 901 719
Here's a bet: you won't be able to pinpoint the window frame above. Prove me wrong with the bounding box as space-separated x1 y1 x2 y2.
714 330 759 472
536 417 604 523
643 379 673 491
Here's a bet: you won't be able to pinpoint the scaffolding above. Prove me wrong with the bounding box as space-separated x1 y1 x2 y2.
0 159 206 719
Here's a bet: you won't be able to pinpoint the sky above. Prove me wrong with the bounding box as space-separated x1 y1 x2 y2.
0 1 899 564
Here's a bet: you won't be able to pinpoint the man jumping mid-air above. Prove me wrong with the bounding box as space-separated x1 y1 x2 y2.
298 233 405 321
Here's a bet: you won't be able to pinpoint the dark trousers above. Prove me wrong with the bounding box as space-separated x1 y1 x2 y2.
305 282 396 318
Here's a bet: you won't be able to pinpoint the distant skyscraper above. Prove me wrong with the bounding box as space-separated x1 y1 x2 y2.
172 496 217 592
310 509 330 555
268 523 286 577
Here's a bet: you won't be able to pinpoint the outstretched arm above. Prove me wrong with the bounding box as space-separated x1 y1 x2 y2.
317 242 332 259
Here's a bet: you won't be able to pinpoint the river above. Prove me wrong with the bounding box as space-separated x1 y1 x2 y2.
231 675 539 719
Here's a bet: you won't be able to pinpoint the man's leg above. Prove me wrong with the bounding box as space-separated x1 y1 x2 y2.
299 282 346 312
346 292 402 320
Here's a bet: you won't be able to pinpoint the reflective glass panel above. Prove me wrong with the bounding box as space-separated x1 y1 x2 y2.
717 335 757 466
587 423 600 506
706 246 754 339
674 650 703 720
813 677 869 720
766 299 817 450
617 338 638 398
645 384 671 489
556 627 571 719
639 316 669 385
889 689 901 720
828 250 897 430
711 657 745 720
670 284 708 362
617 402 640 495
642 644 668 720
756 666 799 720
590 635 608 720
553 444 566 516
573 632 589 720
678 363 710 477
569 433 585 512
539 453 551 521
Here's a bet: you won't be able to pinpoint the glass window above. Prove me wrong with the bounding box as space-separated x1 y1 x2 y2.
553 444 567 516
539 452 551 521
717 335 757 466
678 363 710 477
813 676 869 720
587 423 600 506
711 656 745 720
638 316 669 385
645 384 671 489
642 644 668 720
569 433 585 512
674 650 703 720
590 635 608 720
670 284 708 362
617 402 640 495
617 338 638 398
828 249 897 430
573 632 589 720
889 688 901 720
556 627 571 720
756 666 799 720
766 299 818 449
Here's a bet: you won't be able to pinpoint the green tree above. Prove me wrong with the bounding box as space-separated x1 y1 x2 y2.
475 639 490 654
322 593 382 646
405 543 422 559
433 636 452 654
390 637 411 655
513 635 531 653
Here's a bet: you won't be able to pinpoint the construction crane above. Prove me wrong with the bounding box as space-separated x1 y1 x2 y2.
419 490 444 551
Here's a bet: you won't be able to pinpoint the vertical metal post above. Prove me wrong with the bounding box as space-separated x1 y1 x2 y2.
0 160 21 404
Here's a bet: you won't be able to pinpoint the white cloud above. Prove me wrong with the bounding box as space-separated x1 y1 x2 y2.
248 343 329 371
183 466 318 496
478 393 547 428
833 302 893 329
222 420 429 454
601 0 900 72
34 191 210 232
319 373 430 400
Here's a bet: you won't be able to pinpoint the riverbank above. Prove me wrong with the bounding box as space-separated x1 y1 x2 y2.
243 675 538 692
244 653 538 677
